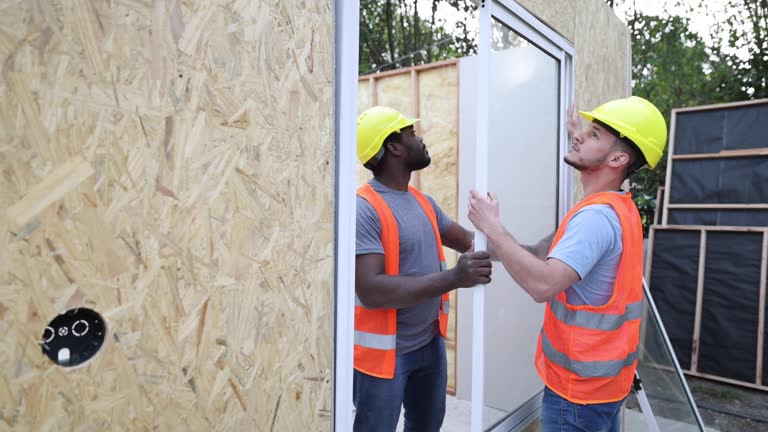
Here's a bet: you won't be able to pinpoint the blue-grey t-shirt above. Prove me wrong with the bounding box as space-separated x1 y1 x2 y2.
356 179 452 354
547 195 624 306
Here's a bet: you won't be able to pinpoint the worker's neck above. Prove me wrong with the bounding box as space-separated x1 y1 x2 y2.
374 170 412 192
580 170 625 197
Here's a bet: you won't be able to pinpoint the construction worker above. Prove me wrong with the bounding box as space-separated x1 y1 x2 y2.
355 106 492 432
467 96 667 432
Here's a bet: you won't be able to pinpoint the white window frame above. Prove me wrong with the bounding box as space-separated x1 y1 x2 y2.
333 0 358 430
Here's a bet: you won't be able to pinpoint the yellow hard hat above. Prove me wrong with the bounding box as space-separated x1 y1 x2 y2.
579 96 667 169
357 106 419 165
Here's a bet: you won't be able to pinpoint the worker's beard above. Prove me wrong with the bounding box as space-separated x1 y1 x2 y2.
563 154 587 171
563 152 608 172
406 149 432 171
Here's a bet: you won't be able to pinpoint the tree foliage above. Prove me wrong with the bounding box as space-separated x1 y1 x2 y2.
624 14 739 233
608 0 767 234
359 0 476 74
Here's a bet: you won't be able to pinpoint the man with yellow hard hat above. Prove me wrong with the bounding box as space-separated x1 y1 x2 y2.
468 96 667 432
354 106 492 432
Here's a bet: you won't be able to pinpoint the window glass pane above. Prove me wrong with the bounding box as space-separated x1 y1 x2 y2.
482 17 559 430
623 290 703 431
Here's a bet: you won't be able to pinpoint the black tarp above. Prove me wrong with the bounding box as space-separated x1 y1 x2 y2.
669 158 768 204
724 104 768 151
674 110 726 155
698 232 763 382
674 103 768 155
667 210 768 227
649 230 700 370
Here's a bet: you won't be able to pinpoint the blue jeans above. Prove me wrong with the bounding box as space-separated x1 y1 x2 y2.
353 334 447 432
540 386 624 432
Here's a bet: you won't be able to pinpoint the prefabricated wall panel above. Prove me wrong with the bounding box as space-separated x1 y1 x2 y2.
356 61 460 390
1 1 334 430
646 227 768 390
673 104 768 155
663 99 768 227
647 230 700 370
699 232 763 383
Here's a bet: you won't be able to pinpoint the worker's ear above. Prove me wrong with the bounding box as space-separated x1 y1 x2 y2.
607 150 630 169
385 140 404 157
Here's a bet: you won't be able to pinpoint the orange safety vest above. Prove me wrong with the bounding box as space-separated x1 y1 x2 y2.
355 183 450 379
535 191 644 404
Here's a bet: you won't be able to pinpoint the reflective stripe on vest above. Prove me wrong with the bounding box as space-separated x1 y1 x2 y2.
355 330 397 351
354 184 449 379
549 297 642 331
540 331 639 378
535 191 644 404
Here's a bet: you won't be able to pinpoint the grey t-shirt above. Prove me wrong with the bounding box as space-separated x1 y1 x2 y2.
547 197 624 306
356 179 453 354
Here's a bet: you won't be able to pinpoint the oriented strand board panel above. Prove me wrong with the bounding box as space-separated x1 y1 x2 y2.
355 79 373 186
376 74 414 119
0 0 334 430
418 65 459 231
515 0 576 41
355 62 461 390
358 79 371 113
417 64 460 389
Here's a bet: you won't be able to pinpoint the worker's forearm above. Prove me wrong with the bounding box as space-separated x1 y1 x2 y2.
361 270 460 309
485 226 559 302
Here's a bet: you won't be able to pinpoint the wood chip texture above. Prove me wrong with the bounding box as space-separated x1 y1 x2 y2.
0 0 334 430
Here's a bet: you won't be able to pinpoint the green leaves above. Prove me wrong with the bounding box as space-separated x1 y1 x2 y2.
359 0 476 75
615 1 767 235
359 0 476 74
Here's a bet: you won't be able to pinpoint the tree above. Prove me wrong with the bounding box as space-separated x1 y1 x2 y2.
605 0 764 234
622 13 743 234
359 0 477 74
715 0 768 98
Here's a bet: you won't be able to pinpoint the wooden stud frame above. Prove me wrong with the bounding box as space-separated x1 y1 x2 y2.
661 98 768 226
645 224 768 391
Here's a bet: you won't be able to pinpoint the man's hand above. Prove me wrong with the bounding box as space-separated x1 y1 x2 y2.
566 99 580 137
451 250 492 287
468 189 502 236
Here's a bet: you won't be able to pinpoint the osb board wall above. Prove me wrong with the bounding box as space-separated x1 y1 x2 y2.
515 0 576 42
519 0 631 202
417 65 460 390
0 0 333 430
356 62 460 389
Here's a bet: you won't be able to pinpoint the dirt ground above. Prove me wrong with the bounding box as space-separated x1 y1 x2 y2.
686 376 768 432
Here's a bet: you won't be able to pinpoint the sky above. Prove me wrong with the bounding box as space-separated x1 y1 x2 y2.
613 0 733 47
417 0 744 57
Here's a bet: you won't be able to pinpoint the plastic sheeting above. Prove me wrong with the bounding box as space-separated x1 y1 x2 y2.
670 158 768 204
664 101 768 228
668 210 768 227
674 104 768 155
649 230 700 369
699 232 763 382
649 229 766 384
